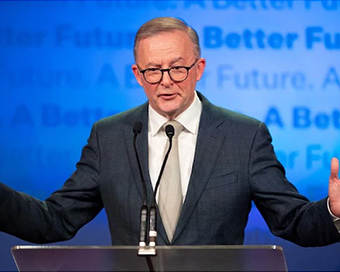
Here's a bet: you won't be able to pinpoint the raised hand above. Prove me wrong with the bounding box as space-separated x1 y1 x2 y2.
328 157 340 217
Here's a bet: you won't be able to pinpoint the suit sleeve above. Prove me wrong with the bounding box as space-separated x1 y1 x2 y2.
249 122 340 246
0 123 103 243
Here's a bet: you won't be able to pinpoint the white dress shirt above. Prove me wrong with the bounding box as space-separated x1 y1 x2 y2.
148 91 202 201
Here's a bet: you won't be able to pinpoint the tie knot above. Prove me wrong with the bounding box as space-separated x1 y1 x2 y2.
163 120 183 139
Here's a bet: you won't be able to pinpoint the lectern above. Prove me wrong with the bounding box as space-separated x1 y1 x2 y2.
11 245 287 271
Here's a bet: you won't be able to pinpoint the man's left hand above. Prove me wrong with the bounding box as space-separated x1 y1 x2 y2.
329 157 340 217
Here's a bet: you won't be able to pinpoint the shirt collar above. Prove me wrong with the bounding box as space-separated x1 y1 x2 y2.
149 91 202 136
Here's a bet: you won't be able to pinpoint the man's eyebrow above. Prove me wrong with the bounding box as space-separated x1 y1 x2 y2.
169 57 184 66
145 57 184 68
145 62 162 68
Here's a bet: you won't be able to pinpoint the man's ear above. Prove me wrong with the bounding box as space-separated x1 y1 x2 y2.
196 58 206 81
132 64 143 87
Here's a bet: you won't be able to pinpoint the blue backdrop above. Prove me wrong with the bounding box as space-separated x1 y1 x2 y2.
1 1 340 271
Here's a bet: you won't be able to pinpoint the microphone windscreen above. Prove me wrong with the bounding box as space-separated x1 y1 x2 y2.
165 124 174 138
133 121 143 135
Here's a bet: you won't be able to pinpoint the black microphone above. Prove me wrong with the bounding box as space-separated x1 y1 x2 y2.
165 124 175 139
148 126 175 249
150 124 175 246
148 125 175 247
133 121 142 136
148 125 174 248
133 121 148 249
154 124 174 198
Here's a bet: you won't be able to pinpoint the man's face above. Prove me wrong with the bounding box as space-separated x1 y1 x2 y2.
132 30 206 120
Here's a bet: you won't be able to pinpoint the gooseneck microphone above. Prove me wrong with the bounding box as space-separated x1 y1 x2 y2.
149 124 174 248
133 122 148 249
133 121 157 256
154 124 174 197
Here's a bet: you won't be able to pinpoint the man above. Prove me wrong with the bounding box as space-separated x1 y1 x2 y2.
0 17 340 246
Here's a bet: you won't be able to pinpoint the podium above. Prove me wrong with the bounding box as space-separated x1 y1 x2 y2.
11 245 288 271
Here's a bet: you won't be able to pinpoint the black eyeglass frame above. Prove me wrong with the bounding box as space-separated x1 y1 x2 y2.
137 59 199 84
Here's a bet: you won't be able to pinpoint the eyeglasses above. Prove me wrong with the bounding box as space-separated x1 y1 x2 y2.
137 59 199 84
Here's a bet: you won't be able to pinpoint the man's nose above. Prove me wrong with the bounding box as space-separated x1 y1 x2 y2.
160 71 173 86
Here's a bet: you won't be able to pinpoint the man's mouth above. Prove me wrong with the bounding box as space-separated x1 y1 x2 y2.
159 93 178 100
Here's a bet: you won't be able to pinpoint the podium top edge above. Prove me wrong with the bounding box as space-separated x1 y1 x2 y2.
11 245 283 251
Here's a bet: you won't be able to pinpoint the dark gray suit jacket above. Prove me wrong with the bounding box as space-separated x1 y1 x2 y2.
1 92 339 246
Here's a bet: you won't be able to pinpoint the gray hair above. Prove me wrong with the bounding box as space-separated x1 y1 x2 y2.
133 17 201 61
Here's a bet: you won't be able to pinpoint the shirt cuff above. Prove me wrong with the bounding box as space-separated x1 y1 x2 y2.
327 198 340 232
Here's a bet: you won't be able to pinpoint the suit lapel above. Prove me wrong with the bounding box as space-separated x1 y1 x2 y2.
172 95 228 242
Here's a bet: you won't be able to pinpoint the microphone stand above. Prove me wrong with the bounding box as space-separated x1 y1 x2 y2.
134 122 157 256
